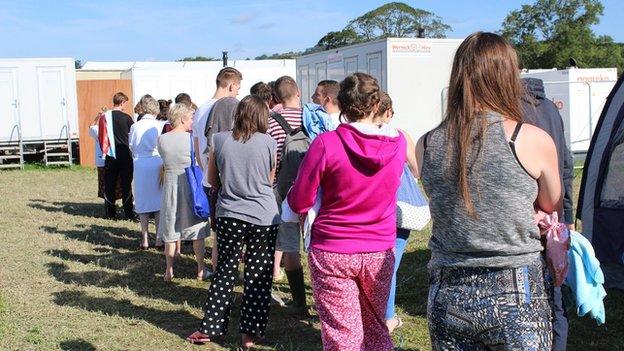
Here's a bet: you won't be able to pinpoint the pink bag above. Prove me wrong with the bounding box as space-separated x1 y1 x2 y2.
538 212 570 287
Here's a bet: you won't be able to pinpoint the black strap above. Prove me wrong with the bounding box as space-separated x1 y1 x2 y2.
271 112 293 135
508 122 535 179
510 122 523 144
423 131 431 150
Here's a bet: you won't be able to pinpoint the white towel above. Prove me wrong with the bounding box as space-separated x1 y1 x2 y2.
281 190 322 252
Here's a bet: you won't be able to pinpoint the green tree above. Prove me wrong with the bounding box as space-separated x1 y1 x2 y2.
502 0 624 72
316 28 362 50
347 2 451 40
177 56 220 61
256 2 451 57
254 51 303 60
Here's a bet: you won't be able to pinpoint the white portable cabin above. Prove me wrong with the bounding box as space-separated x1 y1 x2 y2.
521 68 618 153
119 60 296 108
0 58 78 142
296 38 463 140
0 58 78 167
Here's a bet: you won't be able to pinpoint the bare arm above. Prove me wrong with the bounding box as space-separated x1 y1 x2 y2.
207 150 220 189
511 123 562 214
269 163 276 185
193 137 203 169
399 129 419 179
535 137 562 215
415 133 428 180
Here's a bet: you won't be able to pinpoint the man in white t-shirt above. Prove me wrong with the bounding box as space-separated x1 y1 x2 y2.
192 67 242 272
311 80 341 126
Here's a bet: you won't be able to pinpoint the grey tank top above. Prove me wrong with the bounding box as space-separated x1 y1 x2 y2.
422 112 542 269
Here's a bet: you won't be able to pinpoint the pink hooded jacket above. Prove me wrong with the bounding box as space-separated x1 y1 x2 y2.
288 123 406 254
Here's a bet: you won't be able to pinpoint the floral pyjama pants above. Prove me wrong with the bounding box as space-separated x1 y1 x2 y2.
308 248 395 351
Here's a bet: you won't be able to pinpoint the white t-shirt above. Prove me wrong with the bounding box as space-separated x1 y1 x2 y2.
192 98 218 187
88 125 105 168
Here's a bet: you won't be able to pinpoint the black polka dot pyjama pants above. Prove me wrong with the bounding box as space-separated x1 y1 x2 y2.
199 217 278 337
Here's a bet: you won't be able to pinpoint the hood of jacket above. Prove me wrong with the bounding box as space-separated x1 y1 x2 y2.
522 77 546 106
335 123 403 172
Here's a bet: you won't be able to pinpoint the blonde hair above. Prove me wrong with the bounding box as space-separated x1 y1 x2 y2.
139 95 160 116
167 103 194 128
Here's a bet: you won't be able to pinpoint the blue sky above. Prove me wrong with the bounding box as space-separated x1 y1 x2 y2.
1 0 623 61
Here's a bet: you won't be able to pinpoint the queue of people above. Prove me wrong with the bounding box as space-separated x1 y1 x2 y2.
89 31 576 350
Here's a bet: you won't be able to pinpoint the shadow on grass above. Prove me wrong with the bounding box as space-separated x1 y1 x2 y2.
394 248 430 318
53 290 200 338
566 288 624 351
46 255 209 310
41 224 138 250
52 287 321 349
29 199 105 219
59 338 96 351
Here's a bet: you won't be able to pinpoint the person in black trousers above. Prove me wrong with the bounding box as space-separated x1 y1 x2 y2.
104 92 135 220
522 77 574 351
186 95 280 348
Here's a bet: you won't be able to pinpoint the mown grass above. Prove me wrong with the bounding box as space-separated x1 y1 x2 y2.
0 167 621 350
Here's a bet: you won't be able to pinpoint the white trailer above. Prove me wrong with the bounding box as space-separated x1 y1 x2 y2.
296 38 463 140
118 60 296 108
0 58 78 168
521 68 618 153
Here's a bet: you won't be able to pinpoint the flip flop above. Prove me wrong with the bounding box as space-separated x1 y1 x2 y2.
186 331 211 344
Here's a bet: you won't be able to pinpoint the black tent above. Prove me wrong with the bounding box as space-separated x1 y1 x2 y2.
577 73 624 289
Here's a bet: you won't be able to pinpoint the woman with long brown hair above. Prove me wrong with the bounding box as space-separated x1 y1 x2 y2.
416 32 561 349
187 95 280 348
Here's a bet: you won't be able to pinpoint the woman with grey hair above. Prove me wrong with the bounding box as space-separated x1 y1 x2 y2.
157 103 208 282
129 94 165 249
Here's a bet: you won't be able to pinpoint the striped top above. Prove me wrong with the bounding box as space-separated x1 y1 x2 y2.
267 107 302 169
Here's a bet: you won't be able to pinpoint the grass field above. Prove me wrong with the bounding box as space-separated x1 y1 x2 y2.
0 167 622 350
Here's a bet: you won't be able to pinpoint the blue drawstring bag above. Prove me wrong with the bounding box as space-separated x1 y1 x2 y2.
396 165 430 230
185 134 210 220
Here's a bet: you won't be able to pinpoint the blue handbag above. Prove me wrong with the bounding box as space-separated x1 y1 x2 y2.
185 134 210 220
396 165 430 230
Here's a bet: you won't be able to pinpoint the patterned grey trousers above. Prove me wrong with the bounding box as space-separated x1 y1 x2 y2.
427 259 552 350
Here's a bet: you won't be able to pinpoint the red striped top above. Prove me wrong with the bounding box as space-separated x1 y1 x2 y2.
267 107 302 169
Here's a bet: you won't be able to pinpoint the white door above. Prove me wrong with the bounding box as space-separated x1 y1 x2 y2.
316 62 327 85
367 52 383 87
298 65 310 104
37 67 68 140
0 69 19 142
344 56 358 75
